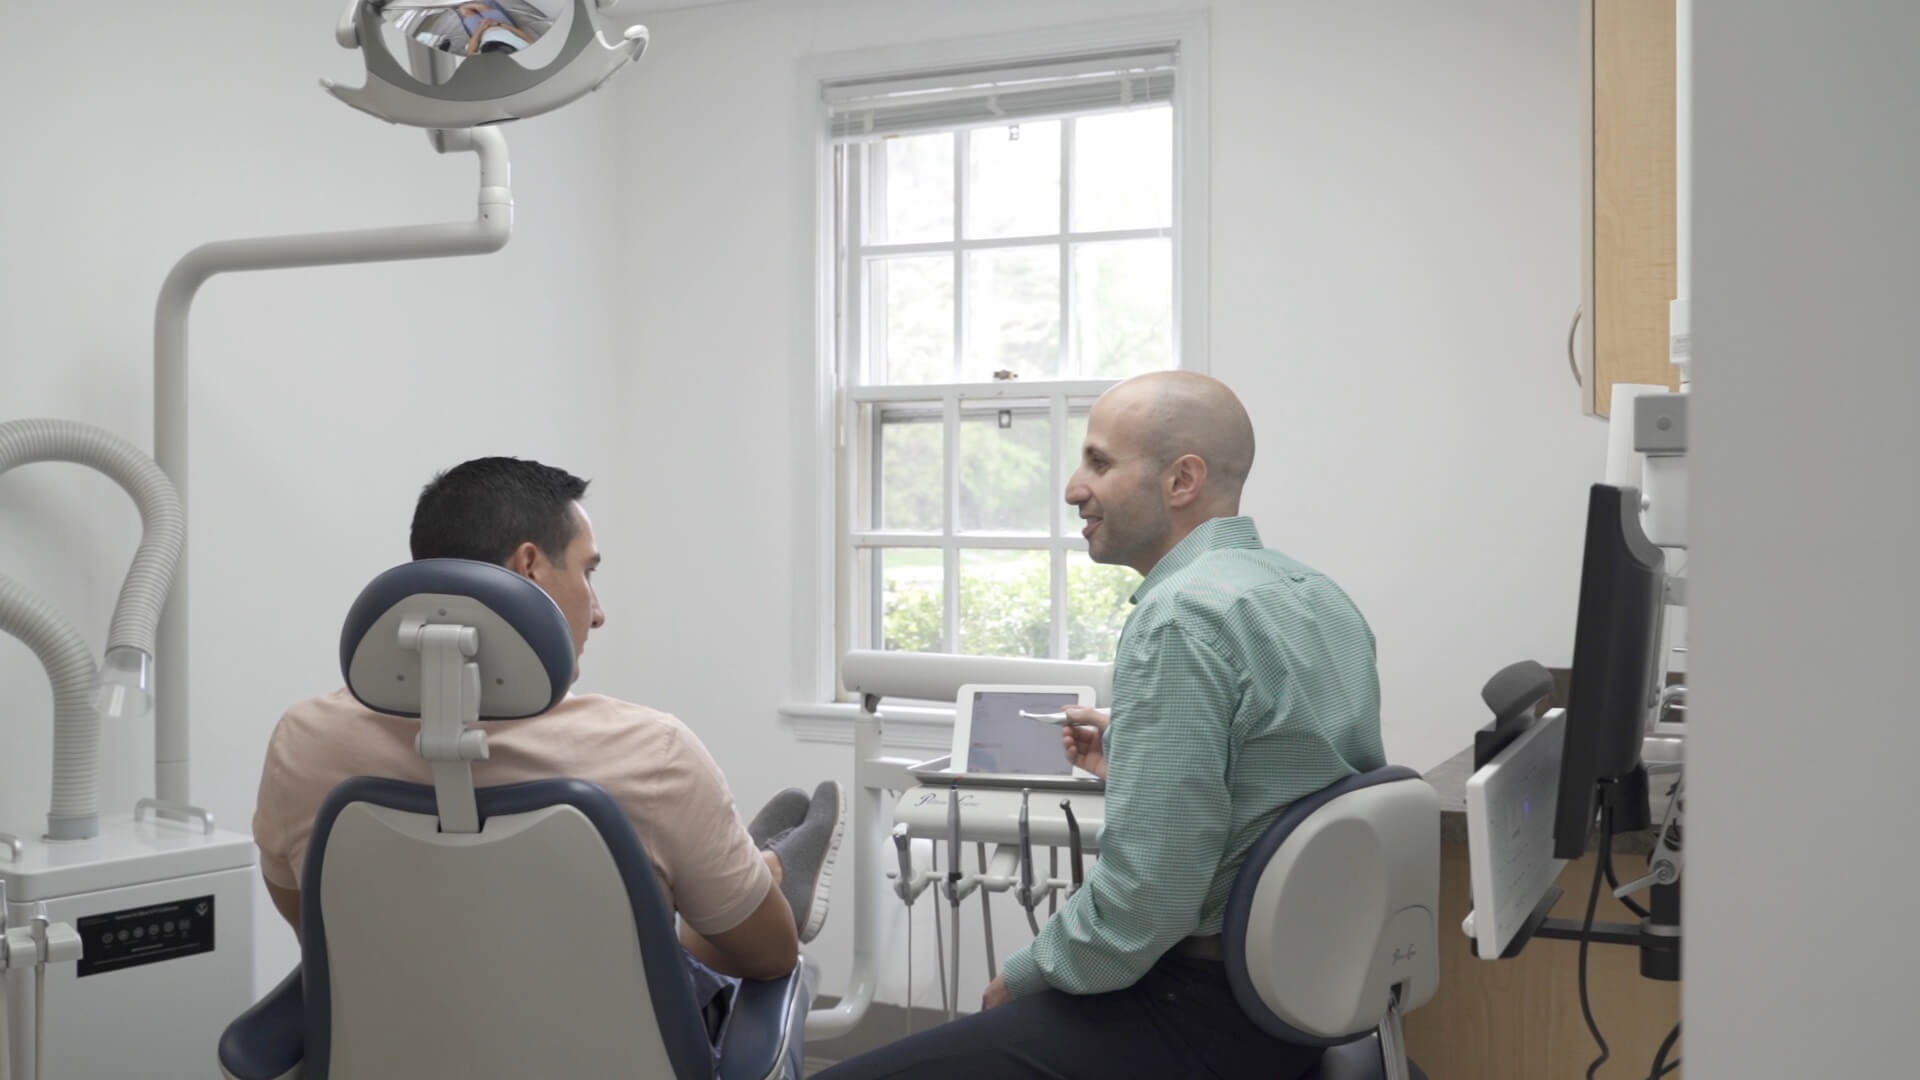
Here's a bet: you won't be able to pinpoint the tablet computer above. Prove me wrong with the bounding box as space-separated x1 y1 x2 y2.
951 683 1098 779
1464 708 1568 959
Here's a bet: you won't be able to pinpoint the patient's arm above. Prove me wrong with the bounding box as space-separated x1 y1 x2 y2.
678 851 798 980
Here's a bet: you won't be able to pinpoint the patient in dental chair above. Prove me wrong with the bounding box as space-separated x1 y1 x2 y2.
251 456 843 1046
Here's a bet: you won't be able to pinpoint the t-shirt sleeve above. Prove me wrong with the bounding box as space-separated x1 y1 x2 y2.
647 722 775 936
252 712 304 890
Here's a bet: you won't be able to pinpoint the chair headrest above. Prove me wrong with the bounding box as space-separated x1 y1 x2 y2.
339 559 574 719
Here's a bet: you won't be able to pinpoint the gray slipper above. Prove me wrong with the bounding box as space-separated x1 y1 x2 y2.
747 787 810 848
767 781 846 943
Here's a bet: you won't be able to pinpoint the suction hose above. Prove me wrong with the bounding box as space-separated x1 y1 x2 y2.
0 420 183 840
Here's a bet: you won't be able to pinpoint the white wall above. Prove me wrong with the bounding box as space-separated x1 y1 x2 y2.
611 0 1601 1009
1 0 1605 1027
1687 3 1920 1075
0 2 626 993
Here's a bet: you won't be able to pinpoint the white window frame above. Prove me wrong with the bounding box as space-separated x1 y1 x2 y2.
793 14 1211 708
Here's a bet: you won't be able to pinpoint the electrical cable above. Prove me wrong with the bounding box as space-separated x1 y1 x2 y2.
905 886 913 1037
1581 807 1615 1080
1648 1021 1680 1079
35 963 46 1080
930 844 949 1016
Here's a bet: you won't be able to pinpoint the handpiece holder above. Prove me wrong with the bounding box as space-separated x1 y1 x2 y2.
886 823 935 905
943 783 974 905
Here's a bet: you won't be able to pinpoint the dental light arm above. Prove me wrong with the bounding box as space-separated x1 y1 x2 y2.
151 125 510 809
0 420 183 840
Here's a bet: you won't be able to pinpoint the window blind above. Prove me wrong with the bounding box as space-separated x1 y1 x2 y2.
825 47 1176 142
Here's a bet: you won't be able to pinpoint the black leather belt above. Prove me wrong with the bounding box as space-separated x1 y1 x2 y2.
1172 934 1225 962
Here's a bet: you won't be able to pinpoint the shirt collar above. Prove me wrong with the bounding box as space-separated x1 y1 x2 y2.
1133 516 1263 603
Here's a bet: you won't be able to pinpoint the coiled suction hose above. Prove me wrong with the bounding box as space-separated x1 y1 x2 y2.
0 420 182 840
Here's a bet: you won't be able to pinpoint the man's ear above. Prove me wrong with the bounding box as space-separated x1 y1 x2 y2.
504 541 541 579
1166 454 1209 509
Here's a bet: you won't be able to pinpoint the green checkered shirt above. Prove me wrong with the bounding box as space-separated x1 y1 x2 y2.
1001 516 1386 998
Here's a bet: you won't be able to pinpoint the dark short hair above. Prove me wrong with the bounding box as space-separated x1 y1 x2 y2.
409 457 590 565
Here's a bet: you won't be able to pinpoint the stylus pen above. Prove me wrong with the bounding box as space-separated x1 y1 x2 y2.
1020 709 1100 728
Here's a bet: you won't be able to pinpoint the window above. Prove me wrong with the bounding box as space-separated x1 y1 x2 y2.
822 44 1201 668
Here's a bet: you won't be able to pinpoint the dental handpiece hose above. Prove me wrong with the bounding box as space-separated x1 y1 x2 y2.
947 784 963 1021
977 843 996 980
1062 798 1086 894
890 824 925 1032
1019 789 1040 935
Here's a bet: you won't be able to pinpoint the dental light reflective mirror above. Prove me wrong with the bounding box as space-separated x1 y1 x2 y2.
383 1 570 64
325 0 648 128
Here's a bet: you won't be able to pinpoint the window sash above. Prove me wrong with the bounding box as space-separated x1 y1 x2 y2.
834 62 1180 662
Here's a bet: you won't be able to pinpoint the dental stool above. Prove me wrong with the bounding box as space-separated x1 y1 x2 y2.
217 558 809 1079
1224 766 1441 1080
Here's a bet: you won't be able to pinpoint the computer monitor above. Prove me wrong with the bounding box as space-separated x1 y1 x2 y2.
1553 483 1666 859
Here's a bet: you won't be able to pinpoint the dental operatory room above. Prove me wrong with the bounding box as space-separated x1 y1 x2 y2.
3 0 1915 1077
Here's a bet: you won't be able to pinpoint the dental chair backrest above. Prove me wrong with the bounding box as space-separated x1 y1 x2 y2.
1223 766 1441 1080
307 559 711 1078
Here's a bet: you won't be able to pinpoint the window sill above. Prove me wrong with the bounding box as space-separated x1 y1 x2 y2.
778 701 955 751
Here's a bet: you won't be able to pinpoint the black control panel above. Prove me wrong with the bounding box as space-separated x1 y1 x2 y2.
76 895 216 977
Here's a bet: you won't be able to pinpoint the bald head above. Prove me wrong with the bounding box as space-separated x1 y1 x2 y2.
1100 372 1256 509
1068 373 1256 573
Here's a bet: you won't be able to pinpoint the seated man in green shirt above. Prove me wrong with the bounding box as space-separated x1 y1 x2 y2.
817 372 1386 1080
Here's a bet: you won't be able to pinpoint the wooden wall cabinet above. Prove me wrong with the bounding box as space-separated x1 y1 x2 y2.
1579 0 1681 416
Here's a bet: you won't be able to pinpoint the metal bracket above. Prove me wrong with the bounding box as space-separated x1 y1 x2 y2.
0 831 22 862
135 797 216 835
1380 983 1411 1080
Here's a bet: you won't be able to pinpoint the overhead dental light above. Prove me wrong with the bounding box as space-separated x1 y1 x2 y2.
324 0 648 128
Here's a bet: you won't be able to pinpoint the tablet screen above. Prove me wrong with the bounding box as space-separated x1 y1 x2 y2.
965 690 1080 775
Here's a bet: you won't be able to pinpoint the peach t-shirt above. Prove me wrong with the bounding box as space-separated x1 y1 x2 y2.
253 688 773 936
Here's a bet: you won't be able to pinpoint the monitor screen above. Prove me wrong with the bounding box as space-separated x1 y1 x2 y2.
966 691 1081 775
1553 483 1666 859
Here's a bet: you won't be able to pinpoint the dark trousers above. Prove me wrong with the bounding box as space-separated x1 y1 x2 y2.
813 953 1323 1080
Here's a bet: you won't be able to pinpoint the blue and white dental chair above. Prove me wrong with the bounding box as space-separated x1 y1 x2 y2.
1224 766 1440 1080
217 559 809 1079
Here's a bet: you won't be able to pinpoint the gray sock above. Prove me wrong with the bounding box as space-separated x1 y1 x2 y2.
768 781 846 943
747 787 810 849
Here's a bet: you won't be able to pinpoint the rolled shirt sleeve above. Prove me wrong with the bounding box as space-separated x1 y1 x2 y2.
1003 621 1239 997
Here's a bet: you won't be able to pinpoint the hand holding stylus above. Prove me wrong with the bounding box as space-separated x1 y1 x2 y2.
1058 707 1109 779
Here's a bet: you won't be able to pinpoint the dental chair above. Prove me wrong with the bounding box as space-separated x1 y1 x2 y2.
217 558 809 1079
1224 766 1440 1080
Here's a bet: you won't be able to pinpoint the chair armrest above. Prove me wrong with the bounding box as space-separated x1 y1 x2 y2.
218 968 305 1080
715 968 810 1080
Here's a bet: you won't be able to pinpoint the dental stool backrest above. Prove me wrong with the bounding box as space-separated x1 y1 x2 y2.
1223 766 1441 1080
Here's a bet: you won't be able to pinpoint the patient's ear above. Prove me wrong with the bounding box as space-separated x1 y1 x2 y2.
504 541 540 578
